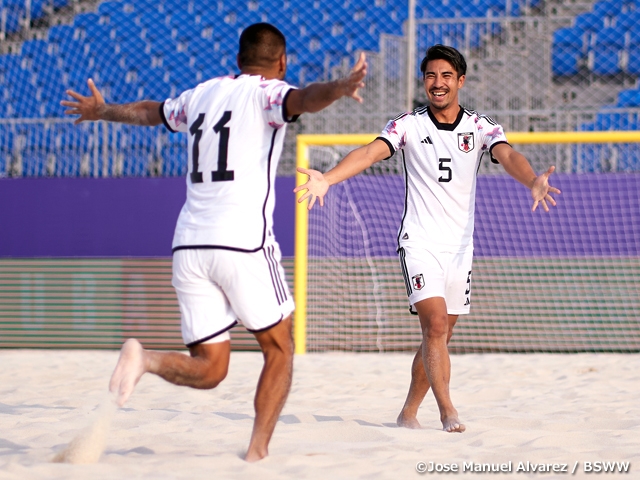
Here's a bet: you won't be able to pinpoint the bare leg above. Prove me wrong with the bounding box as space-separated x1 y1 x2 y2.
245 316 294 462
397 313 458 428
109 338 231 407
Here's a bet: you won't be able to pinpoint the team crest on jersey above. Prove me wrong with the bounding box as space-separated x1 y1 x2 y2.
458 132 475 153
412 274 425 290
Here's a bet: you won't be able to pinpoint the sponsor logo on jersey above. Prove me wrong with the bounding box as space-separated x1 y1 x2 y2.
458 132 475 152
420 136 433 144
412 273 424 290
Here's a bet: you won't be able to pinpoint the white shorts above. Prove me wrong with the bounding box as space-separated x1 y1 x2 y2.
398 244 473 315
172 241 294 347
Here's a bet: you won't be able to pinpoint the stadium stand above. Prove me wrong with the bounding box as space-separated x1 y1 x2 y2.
0 0 638 176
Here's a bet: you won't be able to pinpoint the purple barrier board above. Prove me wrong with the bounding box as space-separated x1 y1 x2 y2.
308 173 640 258
1 174 638 258
0 177 296 257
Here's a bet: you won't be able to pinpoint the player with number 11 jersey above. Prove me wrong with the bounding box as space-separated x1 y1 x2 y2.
161 76 297 252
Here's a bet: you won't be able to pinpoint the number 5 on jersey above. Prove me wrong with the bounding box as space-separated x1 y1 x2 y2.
189 111 234 184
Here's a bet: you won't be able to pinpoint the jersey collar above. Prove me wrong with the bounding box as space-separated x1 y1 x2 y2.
427 105 464 131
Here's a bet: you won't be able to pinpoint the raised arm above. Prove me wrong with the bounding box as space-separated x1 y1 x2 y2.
491 143 561 212
285 52 367 116
61 78 162 126
294 138 390 209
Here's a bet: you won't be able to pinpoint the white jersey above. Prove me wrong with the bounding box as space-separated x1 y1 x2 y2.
378 105 508 252
160 74 298 252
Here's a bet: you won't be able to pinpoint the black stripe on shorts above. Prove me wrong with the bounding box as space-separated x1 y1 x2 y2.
263 246 286 305
398 247 412 297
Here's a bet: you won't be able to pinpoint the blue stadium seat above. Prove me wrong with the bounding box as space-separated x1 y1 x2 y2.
164 52 192 71
22 148 50 176
73 12 100 29
593 1 623 19
458 2 489 18
553 27 584 48
575 13 605 32
49 25 75 43
625 46 640 74
146 24 173 42
169 11 196 27
98 1 124 17
161 143 187 176
0 149 10 176
616 11 640 31
43 101 63 118
424 3 456 19
594 27 625 48
628 29 640 47
139 11 167 29
5 68 33 87
30 0 45 20
83 24 111 41
22 39 49 58
551 46 582 76
109 12 138 32
3 8 24 34
0 55 22 73
592 46 621 75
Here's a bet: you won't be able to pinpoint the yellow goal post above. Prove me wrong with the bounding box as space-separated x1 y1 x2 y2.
293 130 640 354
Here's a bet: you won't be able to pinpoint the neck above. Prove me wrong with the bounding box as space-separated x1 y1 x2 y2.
241 66 279 80
429 104 461 124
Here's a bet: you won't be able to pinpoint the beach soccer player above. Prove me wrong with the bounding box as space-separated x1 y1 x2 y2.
61 23 367 461
295 44 560 433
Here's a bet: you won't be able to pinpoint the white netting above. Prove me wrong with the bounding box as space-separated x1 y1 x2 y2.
305 144 640 353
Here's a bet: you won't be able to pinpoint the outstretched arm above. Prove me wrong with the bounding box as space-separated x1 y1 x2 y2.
285 52 367 116
294 138 390 209
61 78 162 126
491 143 561 212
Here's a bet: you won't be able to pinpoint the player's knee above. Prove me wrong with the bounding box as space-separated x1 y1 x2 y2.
200 362 228 389
424 315 449 339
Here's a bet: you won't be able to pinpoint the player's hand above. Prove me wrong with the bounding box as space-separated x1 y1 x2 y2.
341 52 367 103
60 78 105 125
294 167 329 210
531 165 561 212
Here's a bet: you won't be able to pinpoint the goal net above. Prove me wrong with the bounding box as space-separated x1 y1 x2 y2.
294 133 640 354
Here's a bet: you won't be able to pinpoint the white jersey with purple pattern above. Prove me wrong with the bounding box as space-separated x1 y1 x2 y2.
378 105 508 252
160 74 297 252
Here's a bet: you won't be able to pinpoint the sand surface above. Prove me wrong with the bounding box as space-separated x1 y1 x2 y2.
0 350 638 479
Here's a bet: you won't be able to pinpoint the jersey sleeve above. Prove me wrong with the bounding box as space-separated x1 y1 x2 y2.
160 88 196 133
257 79 299 129
377 113 410 159
477 116 509 163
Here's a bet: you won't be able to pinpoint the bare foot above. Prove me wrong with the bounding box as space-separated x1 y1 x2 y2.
396 411 421 429
244 448 268 462
109 339 148 407
442 415 466 433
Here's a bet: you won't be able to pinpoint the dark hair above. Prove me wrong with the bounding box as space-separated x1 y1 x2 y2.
419 44 467 78
238 23 286 68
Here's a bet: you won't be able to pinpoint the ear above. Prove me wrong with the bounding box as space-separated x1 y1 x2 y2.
458 74 465 89
279 53 286 74
236 54 242 70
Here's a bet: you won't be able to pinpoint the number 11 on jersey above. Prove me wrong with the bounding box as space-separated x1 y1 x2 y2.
189 111 235 184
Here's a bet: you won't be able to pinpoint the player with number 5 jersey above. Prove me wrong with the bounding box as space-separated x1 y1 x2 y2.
380 106 508 252
62 22 368 462
295 44 560 436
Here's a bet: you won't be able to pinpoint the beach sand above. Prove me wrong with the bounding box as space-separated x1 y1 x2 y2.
0 350 638 479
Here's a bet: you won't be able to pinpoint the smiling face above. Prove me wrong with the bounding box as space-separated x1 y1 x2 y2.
423 58 465 113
